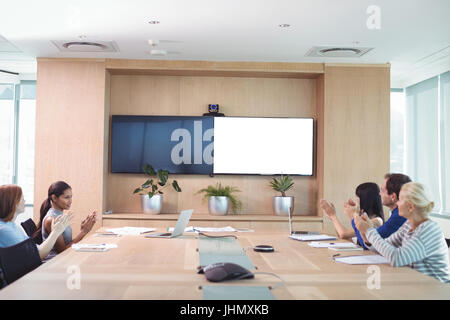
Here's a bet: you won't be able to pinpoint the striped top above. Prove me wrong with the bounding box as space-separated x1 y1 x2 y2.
366 219 450 283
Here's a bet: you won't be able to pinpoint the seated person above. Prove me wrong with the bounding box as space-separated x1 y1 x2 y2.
355 182 450 283
320 182 384 247
0 184 71 261
357 173 412 247
35 181 96 260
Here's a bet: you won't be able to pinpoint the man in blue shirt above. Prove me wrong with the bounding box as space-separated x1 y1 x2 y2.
353 173 411 248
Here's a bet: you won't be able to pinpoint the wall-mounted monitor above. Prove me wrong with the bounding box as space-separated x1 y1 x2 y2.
111 116 214 174
110 115 314 176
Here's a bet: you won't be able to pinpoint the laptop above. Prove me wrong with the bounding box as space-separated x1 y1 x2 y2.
288 206 319 236
145 209 193 238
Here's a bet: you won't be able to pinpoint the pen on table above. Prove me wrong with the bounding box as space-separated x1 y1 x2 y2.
140 230 155 234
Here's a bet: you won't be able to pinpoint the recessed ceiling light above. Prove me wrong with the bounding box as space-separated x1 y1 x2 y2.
279 24 290 28
148 20 160 24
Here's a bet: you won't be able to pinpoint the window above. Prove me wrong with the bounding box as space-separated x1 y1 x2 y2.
393 71 450 215
0 84 15 186
0 81 36 223
17 82 36 206
390 89 406 174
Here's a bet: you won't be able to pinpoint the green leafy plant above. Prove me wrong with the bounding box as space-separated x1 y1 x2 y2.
196 182 243 213
133 164 181 198
269 174 294 197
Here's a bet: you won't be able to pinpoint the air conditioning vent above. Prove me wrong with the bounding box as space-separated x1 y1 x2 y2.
306 46 373 58
52 40 118 52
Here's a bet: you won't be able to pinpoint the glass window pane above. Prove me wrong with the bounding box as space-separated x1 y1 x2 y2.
390 90 405 173
405 77 440 211
17 97 36 204
0 84 14 100
440 71 450 214
0 99 15 185
20 83 36 100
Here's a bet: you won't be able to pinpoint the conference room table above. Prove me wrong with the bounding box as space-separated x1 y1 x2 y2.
1 227 449 300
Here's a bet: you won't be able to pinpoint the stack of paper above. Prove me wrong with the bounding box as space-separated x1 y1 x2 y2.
105 227 156 235
334 254 389 265
290 234 337 241
72 243 118 252
167 226 239 233
307 241 363 251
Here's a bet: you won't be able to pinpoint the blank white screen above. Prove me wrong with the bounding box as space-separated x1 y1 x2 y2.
213 117 313 175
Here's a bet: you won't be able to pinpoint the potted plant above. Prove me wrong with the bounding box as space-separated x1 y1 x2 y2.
196 182 242 215
133 164 181 214
269 174 294 216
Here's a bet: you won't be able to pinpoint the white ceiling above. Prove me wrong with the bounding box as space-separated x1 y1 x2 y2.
0 0 449 87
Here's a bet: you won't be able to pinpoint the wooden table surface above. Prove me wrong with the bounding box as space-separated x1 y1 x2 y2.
1 227 449 300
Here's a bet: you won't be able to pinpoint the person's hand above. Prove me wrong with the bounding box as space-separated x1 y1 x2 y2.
343 198 360 219
51 212 73 236
354 213 372 235
320 199 337 219
81 211 97 234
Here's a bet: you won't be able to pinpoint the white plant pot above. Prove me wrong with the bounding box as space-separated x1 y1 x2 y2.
273 196 294 216
208 196 229 215
141 194 163 214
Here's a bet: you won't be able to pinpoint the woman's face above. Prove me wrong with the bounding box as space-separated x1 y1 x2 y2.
52 188 73 211
397 191 413 218
15 193 26 214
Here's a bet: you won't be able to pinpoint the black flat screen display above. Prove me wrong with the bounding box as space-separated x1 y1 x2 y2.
111 115 214 174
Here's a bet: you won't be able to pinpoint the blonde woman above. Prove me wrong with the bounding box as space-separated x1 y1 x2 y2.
355 182 450 283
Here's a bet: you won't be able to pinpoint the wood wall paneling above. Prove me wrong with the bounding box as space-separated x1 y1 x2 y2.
33 58 390 234
321 66 390 234
107 75 318 216
34 59 106 235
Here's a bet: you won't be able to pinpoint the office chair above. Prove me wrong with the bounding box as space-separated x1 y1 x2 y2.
0 238 42 289
20 219 42 245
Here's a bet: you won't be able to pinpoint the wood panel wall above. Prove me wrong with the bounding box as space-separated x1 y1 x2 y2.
106 75 318 216
34 59 107 235
321 65 390 234
33 58 390 233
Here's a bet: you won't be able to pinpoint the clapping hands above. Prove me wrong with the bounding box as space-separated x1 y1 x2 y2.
81 211 97 235
51 211 74 236
343 198 362 219
319 199 337 219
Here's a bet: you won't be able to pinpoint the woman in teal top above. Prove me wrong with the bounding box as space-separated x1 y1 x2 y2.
36 181 97 260
0 184 71 260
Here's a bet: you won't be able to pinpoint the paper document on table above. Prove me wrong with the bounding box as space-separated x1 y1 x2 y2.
334 254 389 265
290 234 337 241
308 242 362 251
72 243 118 252
328 245 363 252
167 226 238 233
105 227 156 235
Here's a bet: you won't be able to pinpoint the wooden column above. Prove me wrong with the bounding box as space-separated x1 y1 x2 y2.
34 59 107 234
321 65 390 234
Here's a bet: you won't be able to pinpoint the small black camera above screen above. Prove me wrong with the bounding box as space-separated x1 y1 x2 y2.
208 104 219 112
203 104 224 117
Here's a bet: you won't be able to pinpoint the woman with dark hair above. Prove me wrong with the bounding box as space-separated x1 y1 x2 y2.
0 184 71 260
35 181 96 260
320 182 384 248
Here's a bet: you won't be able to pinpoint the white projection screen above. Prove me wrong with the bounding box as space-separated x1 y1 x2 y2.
213 117 314 175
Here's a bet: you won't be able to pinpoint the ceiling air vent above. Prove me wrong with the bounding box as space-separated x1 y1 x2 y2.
52 40 118 52
306 46 373 58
